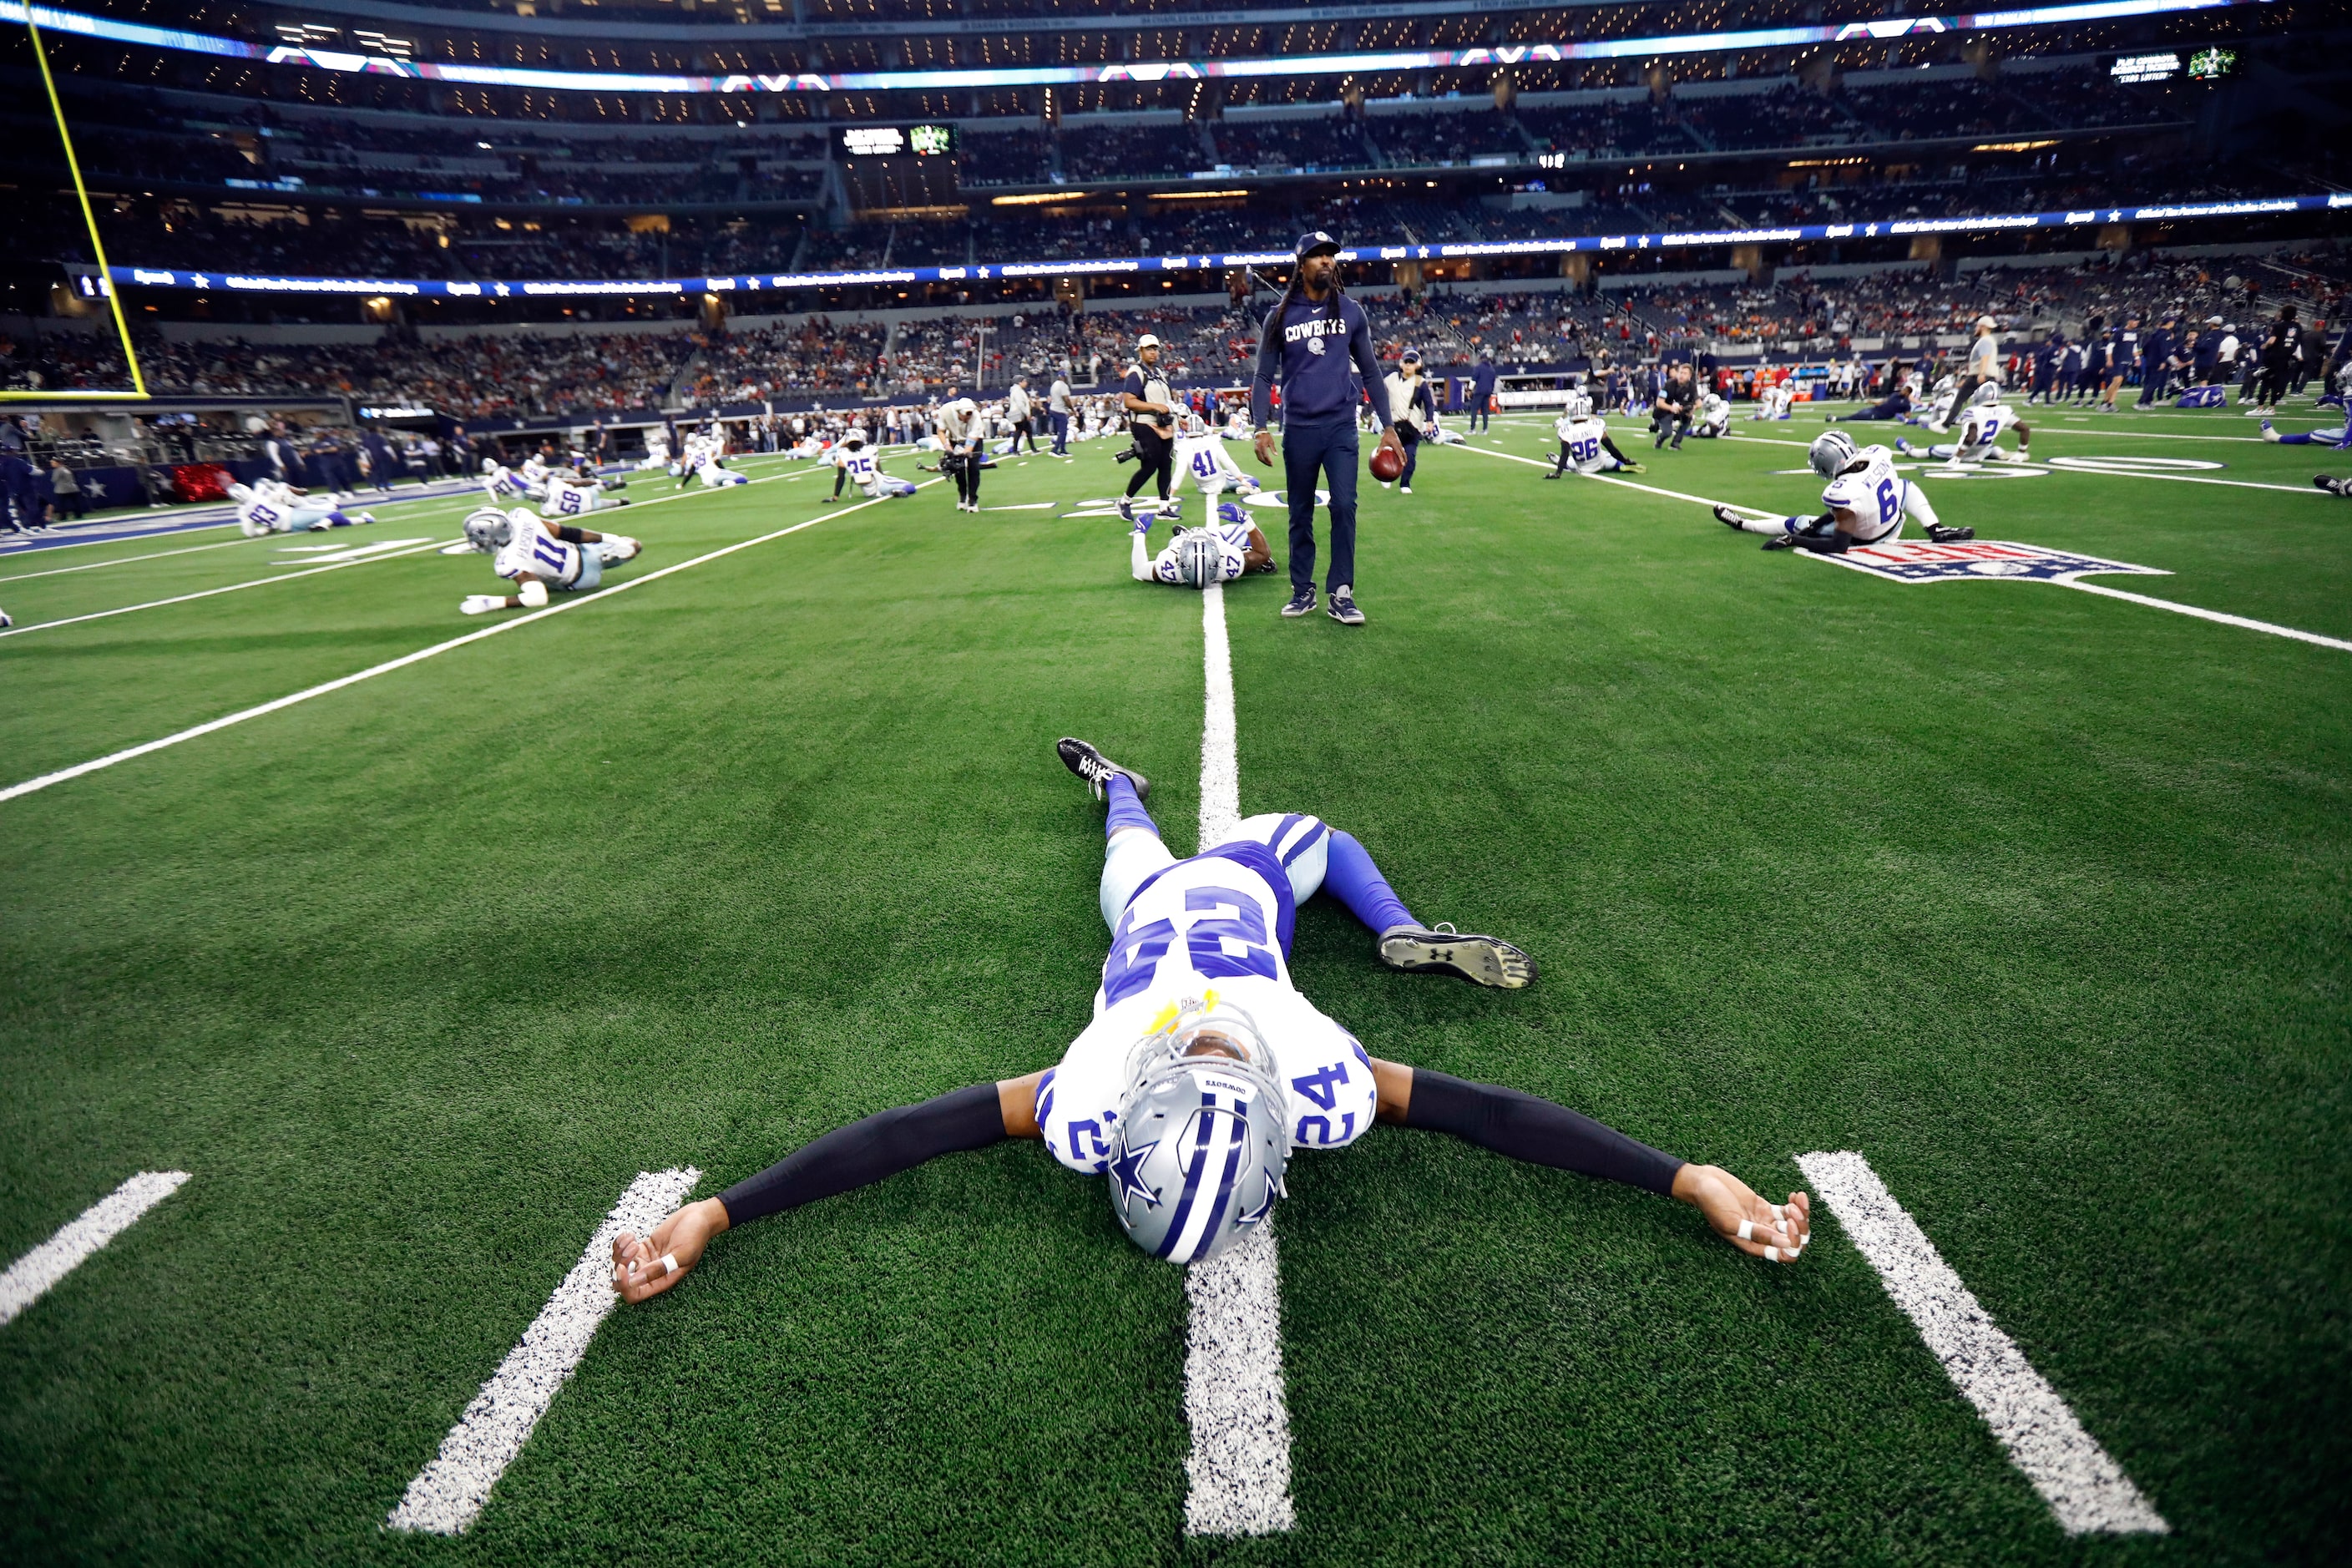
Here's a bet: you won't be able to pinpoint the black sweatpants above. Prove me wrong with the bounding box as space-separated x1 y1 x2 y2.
954 450 983 506
1124 427 1172 501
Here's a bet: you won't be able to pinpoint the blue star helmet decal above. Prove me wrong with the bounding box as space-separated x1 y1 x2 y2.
1109 1136 1162 1209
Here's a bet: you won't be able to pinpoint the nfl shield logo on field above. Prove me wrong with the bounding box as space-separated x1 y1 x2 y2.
1813 539 2171 585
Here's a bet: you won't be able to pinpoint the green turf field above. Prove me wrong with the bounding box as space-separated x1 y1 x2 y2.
1 407 2346 1565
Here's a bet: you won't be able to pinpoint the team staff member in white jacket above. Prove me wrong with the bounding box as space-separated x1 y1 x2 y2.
1007 377 1038 454
1380 348 1439 495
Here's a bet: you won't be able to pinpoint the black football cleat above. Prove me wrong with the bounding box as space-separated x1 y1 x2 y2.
1713 504 1748 531
1761 533 1798 550
1378 923 1536 989
1925 524 1975 543
1055 737 1149 803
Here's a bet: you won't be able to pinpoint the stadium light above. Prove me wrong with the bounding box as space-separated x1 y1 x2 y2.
0 0 2268 98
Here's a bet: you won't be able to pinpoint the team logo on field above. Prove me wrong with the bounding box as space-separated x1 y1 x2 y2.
1809 539 2170 585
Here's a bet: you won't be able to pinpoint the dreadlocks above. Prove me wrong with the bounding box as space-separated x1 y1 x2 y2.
1260 267 1349 357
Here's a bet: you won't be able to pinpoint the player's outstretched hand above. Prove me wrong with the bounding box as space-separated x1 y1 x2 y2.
1672 1164 1810 1262
1252 430 1277 468
612 1196 730 1303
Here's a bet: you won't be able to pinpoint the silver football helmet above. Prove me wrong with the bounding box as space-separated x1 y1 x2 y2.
1808 428 1860 479
1970 381 2003 407
1561 389 1594 418
1172 529 1225 589
461 506 516 552
1107 998 1291 1265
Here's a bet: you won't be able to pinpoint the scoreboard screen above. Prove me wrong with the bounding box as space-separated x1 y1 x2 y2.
836 124 959 159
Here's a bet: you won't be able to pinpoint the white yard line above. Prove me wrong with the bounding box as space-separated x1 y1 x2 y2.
0 535 269 584
1180 579 1297 1538
0 539 453 640
387 1167 699 1535
0 480 936 806
2059 579 2352 652
1796 1152 2168 1536
0 1171 190 1328
1454 443 2350 652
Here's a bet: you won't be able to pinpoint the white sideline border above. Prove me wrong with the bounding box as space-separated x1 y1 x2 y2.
387 1167 701 1535
1454 441 2352 653
0 1171 191 1328
1181 580 1297 1538
0 477 936 806
1797 1151 2167 1536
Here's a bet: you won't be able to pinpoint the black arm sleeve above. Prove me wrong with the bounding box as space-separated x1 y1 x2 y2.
716 1082 1007 1227
1403 1070 1683 1196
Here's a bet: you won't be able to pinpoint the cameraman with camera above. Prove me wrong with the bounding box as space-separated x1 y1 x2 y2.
1118 335 1178 524
935 387 986 513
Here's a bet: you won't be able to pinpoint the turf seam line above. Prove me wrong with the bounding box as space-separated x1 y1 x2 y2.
386 1167 701 1536
0 1171 190 1328
1796 1152 2168 1537
1180 579 1298 1539
0 539 453 640
1454 443 2352 654
0 479 931 807
0 535 269 584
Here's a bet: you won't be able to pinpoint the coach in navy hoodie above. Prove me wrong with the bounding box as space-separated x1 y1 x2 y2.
1250 230 1401 627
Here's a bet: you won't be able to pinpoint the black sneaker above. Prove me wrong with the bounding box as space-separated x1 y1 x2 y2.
1326 587 1365 626
1925 524 1975 544
1378 923 1536 989
1055 737 1149 803
1281 587 1318 618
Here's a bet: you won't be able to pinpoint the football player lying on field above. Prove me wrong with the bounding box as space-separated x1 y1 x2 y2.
456 504 641 615
1713 429 1974 554
612 736 1811 1294
230 478 374 536
1130 503 1277 586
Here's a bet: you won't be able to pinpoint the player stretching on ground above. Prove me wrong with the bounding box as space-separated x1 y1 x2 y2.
2261 416 2351 449
1542 391 1643 478
827 432 920 501
613 736 1810 1292
1171 412 1263 515
1897 384 2033 465
456 504 640 615
231 478 375 536
1713 429 1973 553
1129 504 1276 587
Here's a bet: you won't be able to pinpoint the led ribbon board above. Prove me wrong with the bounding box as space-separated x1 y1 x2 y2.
110 194 2351 298
0 0 2266 95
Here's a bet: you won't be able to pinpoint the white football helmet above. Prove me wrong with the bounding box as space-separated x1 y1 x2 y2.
1172 528 1224 589
1183 412 1209 438
1107 998 1291 1265
461 505 516 552
1562 389 1594 419
1808 429 1861 479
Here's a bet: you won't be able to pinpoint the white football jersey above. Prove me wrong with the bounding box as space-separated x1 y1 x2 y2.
1952 404 2017 458
541 478 602 517
840 448 887 492
1039 844 1377 1175
1150 522 1252 585
1698 397 1730 434
1176 433 1249 492
1554 415 1616 473
493 521 583 586
1820 446 1907 542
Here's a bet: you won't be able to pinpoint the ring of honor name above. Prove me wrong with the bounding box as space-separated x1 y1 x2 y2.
1806 539 2171 585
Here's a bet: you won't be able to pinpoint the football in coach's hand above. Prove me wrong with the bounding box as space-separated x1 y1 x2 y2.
1368 444 1404 483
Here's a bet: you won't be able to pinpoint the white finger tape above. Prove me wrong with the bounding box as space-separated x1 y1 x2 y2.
658 1252 679 1277
1737 1219 1756 1242
1765 1246 1783 1262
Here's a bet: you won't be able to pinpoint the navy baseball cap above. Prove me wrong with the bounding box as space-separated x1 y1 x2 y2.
1401 346 1421 363
1294 231 1341 260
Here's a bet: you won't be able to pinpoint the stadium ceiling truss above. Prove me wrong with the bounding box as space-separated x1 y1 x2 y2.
3 0 2272 96
105 193 2349 300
